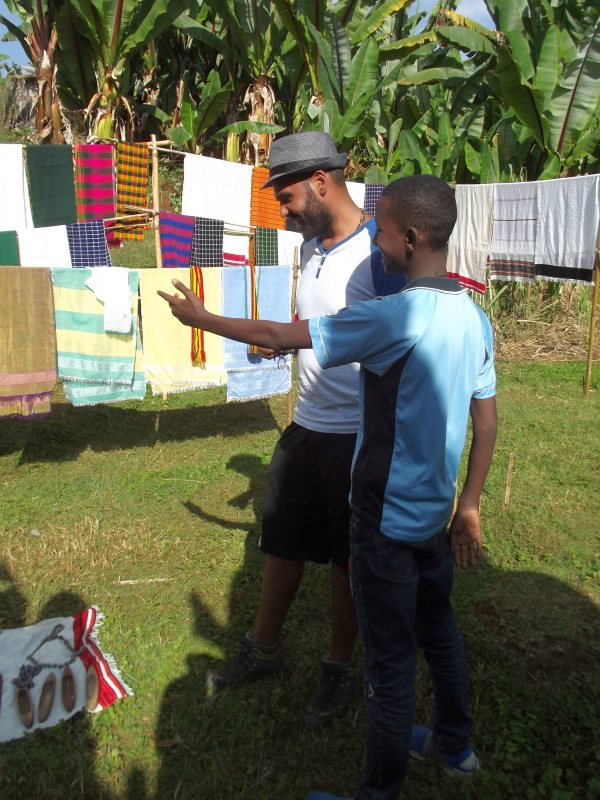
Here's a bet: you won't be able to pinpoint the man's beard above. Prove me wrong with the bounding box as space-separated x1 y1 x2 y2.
287 185 334 241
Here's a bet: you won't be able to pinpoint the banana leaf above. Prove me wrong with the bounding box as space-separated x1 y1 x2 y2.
435 25 497 56
494 45 547 149
350 0 413 45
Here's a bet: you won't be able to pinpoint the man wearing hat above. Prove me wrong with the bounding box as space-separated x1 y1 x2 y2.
207 131 405 729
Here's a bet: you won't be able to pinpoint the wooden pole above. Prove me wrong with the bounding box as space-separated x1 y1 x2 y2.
287 246 300 426
503 452 515 507
150 135 163 269
584 254 600 397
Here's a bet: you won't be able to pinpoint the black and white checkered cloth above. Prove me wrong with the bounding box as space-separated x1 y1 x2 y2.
190 216 224 267
66 219 112 267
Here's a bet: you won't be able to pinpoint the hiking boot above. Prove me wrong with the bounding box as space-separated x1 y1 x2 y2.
206 632 285 694
304 659 356 730
410 724 480 777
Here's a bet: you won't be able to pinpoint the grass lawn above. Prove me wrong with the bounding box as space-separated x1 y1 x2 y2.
0 360 599 800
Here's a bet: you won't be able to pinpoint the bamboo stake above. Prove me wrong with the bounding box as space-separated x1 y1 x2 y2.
584 246 600 397
504 452 515 507
287 246 300 426
150 134 162 269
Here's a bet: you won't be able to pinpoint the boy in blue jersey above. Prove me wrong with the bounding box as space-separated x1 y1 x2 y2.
159 174 498 800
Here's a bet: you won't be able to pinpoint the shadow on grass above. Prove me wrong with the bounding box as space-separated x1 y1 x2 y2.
152 554 600 800
0 567 118 800
0 397 281 464
1 558 598 799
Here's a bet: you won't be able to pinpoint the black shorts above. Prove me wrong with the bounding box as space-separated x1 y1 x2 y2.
260 422 357 567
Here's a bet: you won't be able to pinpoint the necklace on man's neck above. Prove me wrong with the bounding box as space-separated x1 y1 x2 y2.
355 209 366 230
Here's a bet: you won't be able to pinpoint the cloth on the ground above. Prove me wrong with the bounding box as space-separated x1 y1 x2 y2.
250 167 285 229
52 267 137 385
0 143 33 231
254 226 279 266
489 182 537 282
223 232 250 266
447 183 494 294
0 266 56 418
66 219 112 267
0 607 132 743
17 225 72 268
115 143 149 241
85 267 132 333
25 144 77 228
0 231 20 265
364 185 385 216
139 268 227 394
74 145 117 243
223 265 292 402
190 216 224 267
182 154 252 226
345 181 366 211
277 229 303 267
158 212 195 268
534 174 600 283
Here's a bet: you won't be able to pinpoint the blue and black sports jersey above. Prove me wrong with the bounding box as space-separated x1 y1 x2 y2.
308 276 496 542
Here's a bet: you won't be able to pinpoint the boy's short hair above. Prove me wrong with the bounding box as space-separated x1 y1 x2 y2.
380 175 457 250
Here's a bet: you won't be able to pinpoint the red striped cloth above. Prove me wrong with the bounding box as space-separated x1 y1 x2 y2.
74 144 118 242
115 143 149 241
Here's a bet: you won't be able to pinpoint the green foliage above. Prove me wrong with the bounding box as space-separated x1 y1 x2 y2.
2 0 598 172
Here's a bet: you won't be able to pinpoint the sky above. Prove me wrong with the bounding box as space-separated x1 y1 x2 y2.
0 0 495 70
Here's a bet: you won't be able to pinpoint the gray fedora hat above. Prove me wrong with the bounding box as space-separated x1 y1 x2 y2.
262 131 348 188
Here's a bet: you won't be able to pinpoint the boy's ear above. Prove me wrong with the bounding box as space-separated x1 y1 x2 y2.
405 227 417 247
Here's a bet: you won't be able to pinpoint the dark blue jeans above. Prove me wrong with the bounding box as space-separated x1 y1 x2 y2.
349 512 472 800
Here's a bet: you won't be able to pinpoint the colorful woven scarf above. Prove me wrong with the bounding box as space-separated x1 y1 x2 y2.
159 212 195 268
190 265 207 365
25 144 77 228
73 144 117 240
246 264 260 355
250 167 285 229
115 143 149 241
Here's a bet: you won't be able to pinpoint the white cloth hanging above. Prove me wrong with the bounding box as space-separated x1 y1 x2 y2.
277 229 303 267
17 225 72 268
182 154 253 227
345 181 366 210
85 267 132 334
447 183 494 294
489 182 537 282
0 144 33 231
534 174 599 278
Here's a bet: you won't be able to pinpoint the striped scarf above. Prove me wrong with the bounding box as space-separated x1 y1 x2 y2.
115 143 149 241
190 265 206 365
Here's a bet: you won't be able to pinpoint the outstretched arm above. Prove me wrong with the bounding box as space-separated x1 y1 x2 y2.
158 279 312 351
450 395 497 569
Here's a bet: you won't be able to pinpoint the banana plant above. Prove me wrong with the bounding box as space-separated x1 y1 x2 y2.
166 68 283 154
54 0 193 140
174 1 286 162
1 0 67 142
